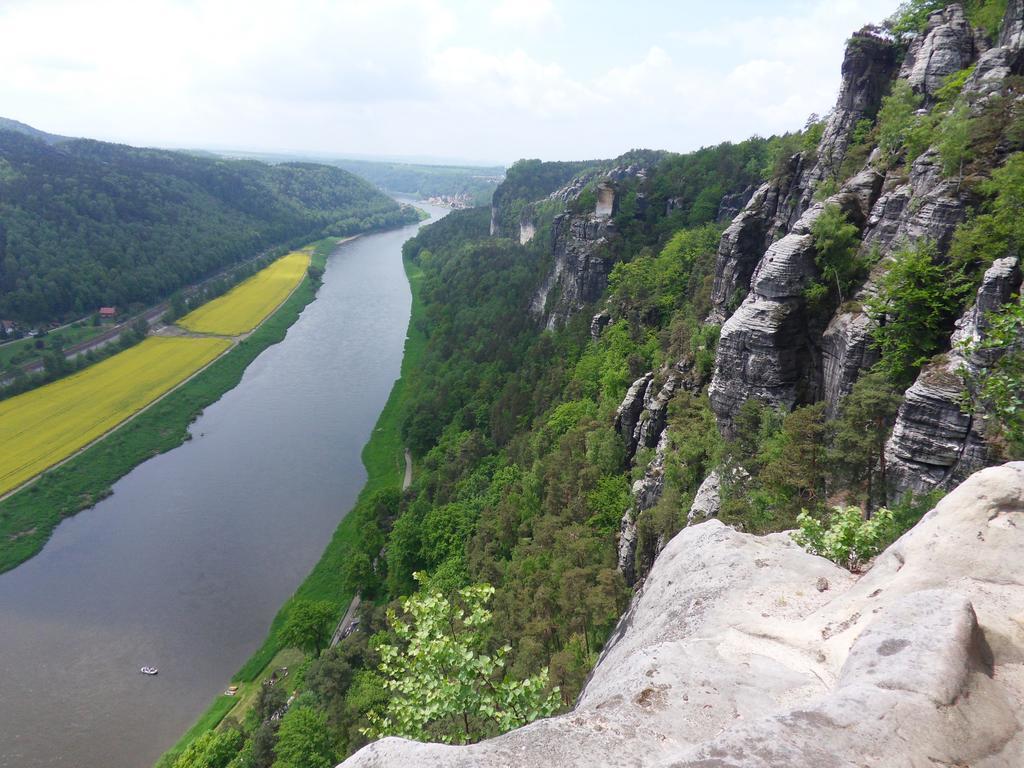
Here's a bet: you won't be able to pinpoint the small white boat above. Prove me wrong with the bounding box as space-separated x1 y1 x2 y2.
140 666 159 676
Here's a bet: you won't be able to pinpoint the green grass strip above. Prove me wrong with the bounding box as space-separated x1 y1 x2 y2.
0 239 335 575
154 253 425 766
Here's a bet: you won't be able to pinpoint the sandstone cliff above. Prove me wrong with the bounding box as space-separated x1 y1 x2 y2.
341 462 1024 768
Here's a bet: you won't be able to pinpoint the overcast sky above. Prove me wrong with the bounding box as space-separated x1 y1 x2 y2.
0 0 900 165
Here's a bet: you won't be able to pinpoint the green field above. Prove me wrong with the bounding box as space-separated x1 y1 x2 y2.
154 250 426 767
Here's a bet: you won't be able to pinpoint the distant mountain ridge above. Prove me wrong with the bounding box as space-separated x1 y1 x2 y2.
0 116 70 145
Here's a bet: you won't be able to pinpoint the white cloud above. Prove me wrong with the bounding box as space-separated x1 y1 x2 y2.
490 0 557 28
0 0 904 162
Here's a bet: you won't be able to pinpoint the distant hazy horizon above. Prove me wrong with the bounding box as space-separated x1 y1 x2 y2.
2 0 899 164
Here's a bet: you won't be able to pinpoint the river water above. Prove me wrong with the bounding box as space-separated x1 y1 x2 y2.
0 201 447 768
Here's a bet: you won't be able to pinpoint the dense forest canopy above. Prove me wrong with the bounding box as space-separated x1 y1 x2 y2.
0 126 418 322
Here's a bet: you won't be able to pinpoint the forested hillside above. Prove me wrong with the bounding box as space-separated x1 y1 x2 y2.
0 126 418 322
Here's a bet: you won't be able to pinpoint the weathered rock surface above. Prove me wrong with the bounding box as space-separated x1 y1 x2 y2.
340 463 1024 768
590 310 611 340
820 148 970 408
617 430 670 585
900 4 981 99
886 256 1021 495
799 31 897 211
530 213 616 330
614 372 653 459
685 469 720 524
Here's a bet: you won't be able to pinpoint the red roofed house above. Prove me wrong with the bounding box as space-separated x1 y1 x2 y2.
99 307 117 319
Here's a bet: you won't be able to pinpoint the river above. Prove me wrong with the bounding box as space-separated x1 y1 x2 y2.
0 201 448 768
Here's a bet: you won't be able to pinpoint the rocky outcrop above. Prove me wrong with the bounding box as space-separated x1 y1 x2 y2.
614 368 687 460
614 372 652 458
707 155 816 324
709 169 883 431
800 31 897 210
519 209 536 245
340 462 1024 768
685 469 720 523
820 148 971 407
900 4 982 99
886 256 1021 495
589 310 611 340
963 0 1024 98
617 430 669 585
530 213 615 330
716 185 755 223
530 165 650 329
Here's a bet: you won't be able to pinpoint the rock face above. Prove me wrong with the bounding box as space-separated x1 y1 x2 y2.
617 430 669 585
339 463 1024 768
799 31 897 210
685 469 720 523
518 209 536 245
708 171 883 431
820 148 970 407
886 256 1021 495
530 213 615 330
900 4 982 99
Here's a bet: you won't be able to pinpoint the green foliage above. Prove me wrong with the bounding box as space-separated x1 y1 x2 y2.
171 729 242 768
950 153 1024 281
365 577 560 744
793 505 901 571
936 102 974 181
830 370 904 509
272 705 337 768
964 300 1024 457
808 204 863 306
607 224 721 329
867 240 969 385
876 81 933 168
886 0 1007 38
0 128 416 323
760 117 825 180
280 599 338 657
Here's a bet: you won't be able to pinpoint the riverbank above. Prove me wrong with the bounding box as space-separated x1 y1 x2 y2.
154 249 427 767
0 240 333 575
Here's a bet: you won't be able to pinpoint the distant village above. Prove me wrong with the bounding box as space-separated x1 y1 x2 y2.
1 307 118 341
426 193 473 209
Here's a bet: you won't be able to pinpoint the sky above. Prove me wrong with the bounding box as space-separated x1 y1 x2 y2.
0 0 901 165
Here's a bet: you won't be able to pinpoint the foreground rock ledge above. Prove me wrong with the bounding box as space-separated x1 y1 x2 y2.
340 463 1024 768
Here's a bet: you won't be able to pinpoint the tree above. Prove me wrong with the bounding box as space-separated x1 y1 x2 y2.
364 575 560 745
758 402 830 516
937 102 973 186
809 204 862 305
867 240 969 385
171 729 241 768
272 706 336 768
876 81 932 167
280 599 337 657
831 371 903 509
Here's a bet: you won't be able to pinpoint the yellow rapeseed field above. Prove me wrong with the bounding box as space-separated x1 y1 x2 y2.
0 336 230 496
178 250 311 336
